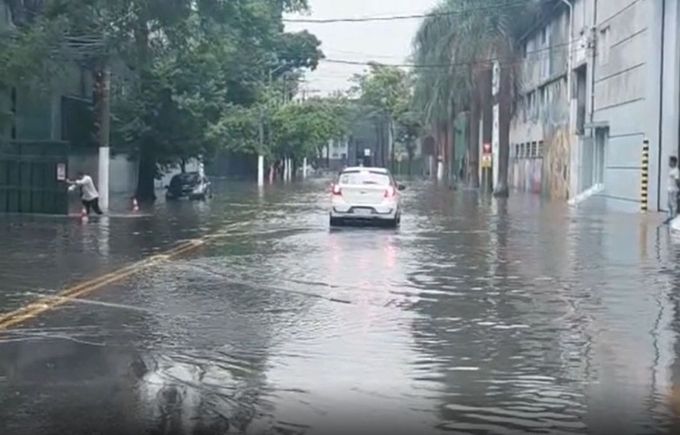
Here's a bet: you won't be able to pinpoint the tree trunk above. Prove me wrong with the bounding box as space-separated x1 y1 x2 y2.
136 146 156 201
480 66 493 192
389 117 395 172
180 158 186 173
373 123 380 167
493 63 511 198
469 96 481 188
133 15 156 201
450 119 456 186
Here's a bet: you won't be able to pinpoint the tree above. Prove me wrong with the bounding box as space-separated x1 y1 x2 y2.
2 0 322 198
412 0 542 190
270 97 351 164
396 109 423 176
351 64 411 169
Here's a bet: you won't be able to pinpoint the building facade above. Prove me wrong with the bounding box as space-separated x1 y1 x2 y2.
510 3 571 199
510 0 680 212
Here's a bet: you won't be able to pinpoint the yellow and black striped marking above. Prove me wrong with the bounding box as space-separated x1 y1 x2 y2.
641 140 649 212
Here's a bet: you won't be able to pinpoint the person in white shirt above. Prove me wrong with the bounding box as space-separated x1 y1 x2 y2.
668 156 680 220
68 172 103 215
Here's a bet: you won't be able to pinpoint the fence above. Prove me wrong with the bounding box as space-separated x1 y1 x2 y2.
0 141 69 214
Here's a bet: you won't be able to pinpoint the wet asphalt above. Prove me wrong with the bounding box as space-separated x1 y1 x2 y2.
1 177 680 435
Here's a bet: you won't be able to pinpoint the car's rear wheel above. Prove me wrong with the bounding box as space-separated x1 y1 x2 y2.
385 213 400 228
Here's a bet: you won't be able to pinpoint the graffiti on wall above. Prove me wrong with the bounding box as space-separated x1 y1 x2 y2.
543 127 570 199
509 127 570 198
510 158 543 193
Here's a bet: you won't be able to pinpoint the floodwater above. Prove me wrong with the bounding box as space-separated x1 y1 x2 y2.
1 178 680 435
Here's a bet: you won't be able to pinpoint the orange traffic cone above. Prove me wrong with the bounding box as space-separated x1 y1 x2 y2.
80 206 89 222
132 197 140 212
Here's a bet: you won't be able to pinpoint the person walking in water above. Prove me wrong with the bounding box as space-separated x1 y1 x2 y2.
668 156 680 222
68 171 103 215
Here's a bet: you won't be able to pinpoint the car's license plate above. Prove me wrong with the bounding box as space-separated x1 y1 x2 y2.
354 208 372 216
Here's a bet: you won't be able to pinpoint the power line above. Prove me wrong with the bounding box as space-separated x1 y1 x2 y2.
283 0 543 24
319 38 580 69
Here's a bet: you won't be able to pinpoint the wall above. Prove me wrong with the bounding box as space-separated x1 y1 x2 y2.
68 152 137 194
207 151 256 180
0 3 10 141
590 0 651 211
655 0 680 212
510 157 543 193
510 4 571 199
156 159 203 189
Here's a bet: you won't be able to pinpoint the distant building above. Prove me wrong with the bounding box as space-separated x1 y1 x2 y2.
510 0 680 212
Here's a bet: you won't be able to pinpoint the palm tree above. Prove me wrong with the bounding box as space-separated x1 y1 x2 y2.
412 0 543 193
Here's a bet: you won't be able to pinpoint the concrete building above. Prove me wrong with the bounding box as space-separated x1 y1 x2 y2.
510 0 680 212
510 3 571 198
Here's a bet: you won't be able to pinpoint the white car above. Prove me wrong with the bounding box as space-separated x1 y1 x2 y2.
329 167 405 227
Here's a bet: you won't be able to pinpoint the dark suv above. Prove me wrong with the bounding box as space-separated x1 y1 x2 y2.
165 172 211 200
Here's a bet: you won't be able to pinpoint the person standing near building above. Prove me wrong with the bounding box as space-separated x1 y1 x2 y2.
68 171 103 215
668 156 680 221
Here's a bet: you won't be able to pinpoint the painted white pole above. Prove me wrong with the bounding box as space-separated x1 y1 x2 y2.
96 66 111 212
436 156 444 181
257 154 264 187
303 157 308 179
98 146 110 211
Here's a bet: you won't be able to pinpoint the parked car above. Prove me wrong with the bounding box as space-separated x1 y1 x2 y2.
165 172 212 200
329 167 405 227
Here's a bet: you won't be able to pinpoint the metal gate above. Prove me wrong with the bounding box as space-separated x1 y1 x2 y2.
0 141 69 214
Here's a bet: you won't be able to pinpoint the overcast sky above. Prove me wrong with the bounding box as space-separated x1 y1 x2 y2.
285 0 440 96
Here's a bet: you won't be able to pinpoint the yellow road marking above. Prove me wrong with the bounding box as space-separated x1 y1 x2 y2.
0 239 206 331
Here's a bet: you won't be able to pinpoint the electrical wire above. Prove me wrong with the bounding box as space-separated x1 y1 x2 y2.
283 0 547 24
319 38 582 70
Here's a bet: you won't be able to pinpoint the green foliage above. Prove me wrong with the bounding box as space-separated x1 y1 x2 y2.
275 30 324 73
412 0 542 125
351 64 410 121
271 98 351 158
351 63 422 154
206 105 261 155
2 0 322 166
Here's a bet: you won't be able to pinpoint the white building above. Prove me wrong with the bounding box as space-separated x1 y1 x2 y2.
511 0 680 212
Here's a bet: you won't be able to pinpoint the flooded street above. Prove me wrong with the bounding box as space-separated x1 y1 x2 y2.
2 179 680 434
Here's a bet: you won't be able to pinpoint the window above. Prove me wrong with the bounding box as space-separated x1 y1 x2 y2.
541 26 548 46
540 87 546 110
599 27 610 66
530 142 537 158
339 171 391 186
537 141 544 158
575 66 587 134
515 144 520 158
528 91 536 118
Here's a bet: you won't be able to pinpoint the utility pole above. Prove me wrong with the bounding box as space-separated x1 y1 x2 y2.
96 65 111 212
261 64 288 185
258 106 264 187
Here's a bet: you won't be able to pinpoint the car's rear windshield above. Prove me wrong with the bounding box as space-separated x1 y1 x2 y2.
339 171 391 186
172 173 199 184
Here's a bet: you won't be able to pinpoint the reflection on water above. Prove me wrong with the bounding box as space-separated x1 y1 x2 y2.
1 179 680 434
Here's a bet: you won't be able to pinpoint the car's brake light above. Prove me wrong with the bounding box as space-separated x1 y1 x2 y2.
384 186 395 198
332 184 342 196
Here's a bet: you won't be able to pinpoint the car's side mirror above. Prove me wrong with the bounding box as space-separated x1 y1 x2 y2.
397 184 406 191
